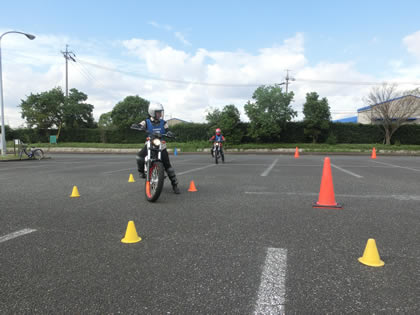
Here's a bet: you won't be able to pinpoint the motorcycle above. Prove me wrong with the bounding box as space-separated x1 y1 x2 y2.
212 141 224 164
131 124 175 202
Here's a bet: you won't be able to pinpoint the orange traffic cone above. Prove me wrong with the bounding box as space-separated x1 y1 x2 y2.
313 157 342 208
371 147 377 159
188 180 198 192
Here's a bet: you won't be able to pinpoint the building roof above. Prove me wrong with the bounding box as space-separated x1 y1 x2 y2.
166 118 190 123
357 94 420 112
333 116 358 123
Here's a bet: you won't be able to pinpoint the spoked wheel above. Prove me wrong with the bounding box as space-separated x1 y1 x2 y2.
33 149 44 160
145 161 165 202
215 148 219 164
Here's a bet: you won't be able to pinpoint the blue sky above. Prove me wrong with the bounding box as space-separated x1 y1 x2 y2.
1 0 420 126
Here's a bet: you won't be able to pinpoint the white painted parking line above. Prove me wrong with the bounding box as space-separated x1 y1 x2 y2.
177 164 216 176
330 163 363 178
245 191 420 201
172 158 197 164
0 164 52 171
370 160 420 173
103 167 136 175
255 247 287 315
0 228 37 243
261 158 279 177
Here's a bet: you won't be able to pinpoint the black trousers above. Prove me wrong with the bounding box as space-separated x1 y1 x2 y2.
136 146 178 185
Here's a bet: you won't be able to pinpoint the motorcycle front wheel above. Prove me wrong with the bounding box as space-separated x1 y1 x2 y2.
145 161 165 202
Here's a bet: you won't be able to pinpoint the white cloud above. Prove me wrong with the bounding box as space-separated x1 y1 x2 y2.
3 30 420 128
148 21 191 46
148 21 173 32
174 32 191 46
403 30 420 59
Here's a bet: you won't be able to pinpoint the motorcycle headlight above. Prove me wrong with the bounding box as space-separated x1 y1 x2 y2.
152 138 161 146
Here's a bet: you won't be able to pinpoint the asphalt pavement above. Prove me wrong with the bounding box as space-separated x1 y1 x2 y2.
0 153 419 314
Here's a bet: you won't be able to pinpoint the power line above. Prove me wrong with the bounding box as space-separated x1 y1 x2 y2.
69 61 92 84
77 58 420 88
4 49 420 88
77 58 267 87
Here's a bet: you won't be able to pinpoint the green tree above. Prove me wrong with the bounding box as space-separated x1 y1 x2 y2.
20 87 96 129
62 88 96 128
98 111 113 128
206 104 242 143
111 95 149 130
244 84 296 140
20 87 65 129
303 92 331 143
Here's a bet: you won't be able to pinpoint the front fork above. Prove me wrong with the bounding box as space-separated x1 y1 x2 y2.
145 142 162 182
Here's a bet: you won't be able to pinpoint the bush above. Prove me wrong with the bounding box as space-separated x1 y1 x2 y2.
326 133 337 145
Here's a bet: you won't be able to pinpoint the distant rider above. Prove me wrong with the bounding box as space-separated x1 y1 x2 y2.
209 128 225 161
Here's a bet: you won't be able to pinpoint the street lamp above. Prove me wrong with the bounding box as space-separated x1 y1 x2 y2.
0 31 36 156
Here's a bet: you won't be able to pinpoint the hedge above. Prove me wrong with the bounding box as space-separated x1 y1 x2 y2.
6 122 420 145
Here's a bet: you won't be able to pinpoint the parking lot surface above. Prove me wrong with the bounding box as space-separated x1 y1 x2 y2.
1 153 419 314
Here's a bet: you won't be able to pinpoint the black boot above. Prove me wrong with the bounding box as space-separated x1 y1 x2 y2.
167 167 180 194
136 155 145 178
172 184 180 194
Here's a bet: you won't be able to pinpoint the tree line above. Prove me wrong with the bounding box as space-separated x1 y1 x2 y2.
14 83 420 145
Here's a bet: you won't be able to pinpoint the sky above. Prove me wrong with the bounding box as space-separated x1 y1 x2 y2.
1 0 420 127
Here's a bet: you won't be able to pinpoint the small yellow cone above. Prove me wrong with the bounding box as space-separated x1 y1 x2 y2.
121 221 142 244
358 238 384 267
128 173 135 183
70 185 80 198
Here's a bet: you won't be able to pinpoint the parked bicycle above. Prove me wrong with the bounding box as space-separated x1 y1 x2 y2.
19 143 44 160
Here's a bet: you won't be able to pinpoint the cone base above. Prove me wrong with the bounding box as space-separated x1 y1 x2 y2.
70 195 80 198
121 236 142 244
358 257 384 267
312 202 342 209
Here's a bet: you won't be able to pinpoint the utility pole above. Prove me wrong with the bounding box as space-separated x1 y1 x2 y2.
61 45 75 97
285 69 295 94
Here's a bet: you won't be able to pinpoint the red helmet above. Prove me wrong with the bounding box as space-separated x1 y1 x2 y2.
215 128 221 135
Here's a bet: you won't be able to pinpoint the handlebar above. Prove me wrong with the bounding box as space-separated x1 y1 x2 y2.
130 124 175 138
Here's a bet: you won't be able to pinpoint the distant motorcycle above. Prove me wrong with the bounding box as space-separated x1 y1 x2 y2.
131 124 175 202
212 141 224 164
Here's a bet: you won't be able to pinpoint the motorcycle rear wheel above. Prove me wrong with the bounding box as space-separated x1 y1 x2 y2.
33 149 44 160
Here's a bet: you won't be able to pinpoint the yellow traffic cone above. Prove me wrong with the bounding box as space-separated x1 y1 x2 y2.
121 221 142 244
128 174 135 182
70 186 80 198
358 238 384 267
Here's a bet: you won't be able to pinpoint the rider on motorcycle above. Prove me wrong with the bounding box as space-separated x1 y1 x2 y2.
136 102 180 194
209 128 225 160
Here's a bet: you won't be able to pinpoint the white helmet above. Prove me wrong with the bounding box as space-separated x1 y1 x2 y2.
148 102 164 119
